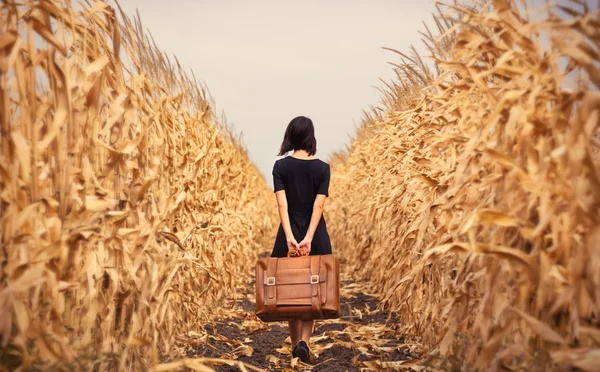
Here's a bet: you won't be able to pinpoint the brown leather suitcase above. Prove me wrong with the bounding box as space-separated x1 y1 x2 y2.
255 254 341 322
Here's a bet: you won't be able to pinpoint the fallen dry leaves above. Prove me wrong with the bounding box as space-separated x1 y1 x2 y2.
183 273 419 371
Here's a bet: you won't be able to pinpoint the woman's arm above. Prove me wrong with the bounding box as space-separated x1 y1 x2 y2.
275 190 299 252
298 194 327 254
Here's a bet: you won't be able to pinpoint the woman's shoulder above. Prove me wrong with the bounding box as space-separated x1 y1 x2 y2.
317 159 329 166
273 157 290 172
316 159 330 168
274 157 288 167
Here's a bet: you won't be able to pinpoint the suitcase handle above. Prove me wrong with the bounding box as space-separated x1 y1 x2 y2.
287 248 309 257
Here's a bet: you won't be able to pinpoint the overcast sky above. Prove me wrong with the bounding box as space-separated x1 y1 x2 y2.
112 0 596 187
113 0 440 186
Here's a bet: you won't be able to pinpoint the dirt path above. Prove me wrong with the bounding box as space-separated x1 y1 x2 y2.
183 260 419 371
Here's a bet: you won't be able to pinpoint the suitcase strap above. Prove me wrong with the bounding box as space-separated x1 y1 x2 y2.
266 258 278 314
310 255 324 318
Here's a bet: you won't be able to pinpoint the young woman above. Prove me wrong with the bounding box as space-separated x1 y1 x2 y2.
270 116 332 364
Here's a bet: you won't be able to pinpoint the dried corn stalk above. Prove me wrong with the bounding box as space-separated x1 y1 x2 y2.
0 0 276 370
328 0 600 370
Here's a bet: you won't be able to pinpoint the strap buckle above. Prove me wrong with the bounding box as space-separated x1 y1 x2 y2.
266 277 276 286
310 275 319 284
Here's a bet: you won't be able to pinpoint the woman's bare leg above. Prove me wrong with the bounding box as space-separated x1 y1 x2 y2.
300 320 314 345
289 320 302 346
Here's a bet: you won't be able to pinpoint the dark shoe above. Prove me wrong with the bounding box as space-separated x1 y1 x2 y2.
293 341 310 364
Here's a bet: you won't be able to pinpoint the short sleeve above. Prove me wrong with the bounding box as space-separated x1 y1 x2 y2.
272 161 284 192
317 164 330 197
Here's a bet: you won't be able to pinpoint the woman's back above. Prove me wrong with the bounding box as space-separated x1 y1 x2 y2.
273 157 330 216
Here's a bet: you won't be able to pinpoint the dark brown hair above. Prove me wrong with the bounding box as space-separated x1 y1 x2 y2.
278 116 317 156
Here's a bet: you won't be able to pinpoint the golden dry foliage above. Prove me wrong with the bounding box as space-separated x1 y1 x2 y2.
0 0 275 370
327 0 600 370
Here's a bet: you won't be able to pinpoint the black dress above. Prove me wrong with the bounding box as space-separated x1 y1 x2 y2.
271 156 332 257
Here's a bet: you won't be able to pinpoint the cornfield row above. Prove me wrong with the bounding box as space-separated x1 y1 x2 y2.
327 0 600 370
0 0 276 370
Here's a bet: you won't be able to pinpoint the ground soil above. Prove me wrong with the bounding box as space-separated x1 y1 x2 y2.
185 255 414 371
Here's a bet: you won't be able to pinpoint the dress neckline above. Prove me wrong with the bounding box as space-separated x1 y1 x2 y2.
289 156 319 161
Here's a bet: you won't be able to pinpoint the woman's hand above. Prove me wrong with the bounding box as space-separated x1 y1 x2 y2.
287 237 299 255
298 237 312 256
